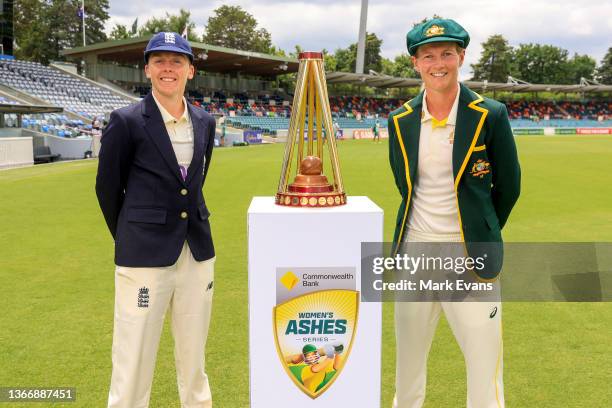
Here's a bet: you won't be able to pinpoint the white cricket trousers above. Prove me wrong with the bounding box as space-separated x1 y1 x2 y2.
393 229 504 408
108 242 215 408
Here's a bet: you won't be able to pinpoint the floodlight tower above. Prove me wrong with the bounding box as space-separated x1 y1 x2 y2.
355 0 368 74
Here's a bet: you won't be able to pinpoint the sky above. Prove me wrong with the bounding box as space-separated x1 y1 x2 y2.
106 0 612 80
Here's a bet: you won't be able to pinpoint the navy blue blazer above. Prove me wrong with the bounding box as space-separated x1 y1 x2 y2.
96 93 216 267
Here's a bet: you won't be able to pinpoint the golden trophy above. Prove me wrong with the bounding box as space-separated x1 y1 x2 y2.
275 52 346 207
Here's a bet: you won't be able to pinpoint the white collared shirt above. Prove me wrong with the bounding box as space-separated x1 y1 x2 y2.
406 84 461 236
152 93 194 176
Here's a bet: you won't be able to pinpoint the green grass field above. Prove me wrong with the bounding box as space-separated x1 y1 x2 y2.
1 136 611 407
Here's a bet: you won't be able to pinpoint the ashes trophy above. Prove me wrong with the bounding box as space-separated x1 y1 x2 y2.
275 52 346 207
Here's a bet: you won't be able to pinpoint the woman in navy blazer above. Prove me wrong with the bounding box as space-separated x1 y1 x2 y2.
96 32 217 408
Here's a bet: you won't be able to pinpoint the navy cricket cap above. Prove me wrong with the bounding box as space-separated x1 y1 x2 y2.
144 32 194 63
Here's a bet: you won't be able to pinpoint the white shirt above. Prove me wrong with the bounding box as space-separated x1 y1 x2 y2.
406 84 461 235
152 93 194 179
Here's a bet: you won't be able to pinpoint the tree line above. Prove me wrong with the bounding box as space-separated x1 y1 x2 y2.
13 2 612 85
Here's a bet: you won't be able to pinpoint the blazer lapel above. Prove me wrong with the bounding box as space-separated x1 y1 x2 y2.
185 104 206 185
453 84 489 187
395 92 424 189
141 93 185 185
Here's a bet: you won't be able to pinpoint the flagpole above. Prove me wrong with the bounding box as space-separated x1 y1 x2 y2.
82 0 86 47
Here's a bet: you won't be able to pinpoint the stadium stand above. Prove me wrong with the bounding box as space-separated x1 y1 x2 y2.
506 100 610 121
1 58 608 137
132 85 292 117
329 96 402 118
225 117 385 135
107 82 611 130
1 110 95 138
0 59 134 119
0 94 21 105
21 113 92 137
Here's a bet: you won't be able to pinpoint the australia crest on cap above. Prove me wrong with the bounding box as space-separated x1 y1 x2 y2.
425 25 445 37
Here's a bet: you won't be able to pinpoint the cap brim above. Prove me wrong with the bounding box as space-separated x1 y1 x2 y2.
145 46 193 61
409 37 464 55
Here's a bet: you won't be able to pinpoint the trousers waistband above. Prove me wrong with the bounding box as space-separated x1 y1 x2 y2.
404 228 463 243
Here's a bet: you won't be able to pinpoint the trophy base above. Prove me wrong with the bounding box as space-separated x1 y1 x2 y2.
275 191 347 207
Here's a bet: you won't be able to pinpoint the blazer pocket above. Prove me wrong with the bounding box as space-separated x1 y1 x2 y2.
473 144 486 152
127 207 167 224
198 205 211 220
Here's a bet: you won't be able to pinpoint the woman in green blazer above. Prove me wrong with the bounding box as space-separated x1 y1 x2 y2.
388 19 520 408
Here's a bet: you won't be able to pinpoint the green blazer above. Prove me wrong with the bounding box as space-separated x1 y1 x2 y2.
388 83 520 280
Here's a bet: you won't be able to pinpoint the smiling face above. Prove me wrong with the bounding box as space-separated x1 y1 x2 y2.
412 42 464 95
144 52 194 100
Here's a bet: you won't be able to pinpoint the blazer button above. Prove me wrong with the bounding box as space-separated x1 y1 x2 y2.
180 188 188 196
180 211 188 219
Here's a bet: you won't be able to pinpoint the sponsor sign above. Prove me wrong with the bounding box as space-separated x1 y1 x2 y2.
554 128 577 135
512 128 544 135
577 128 611 135
244 130 263 144
353 129 389 139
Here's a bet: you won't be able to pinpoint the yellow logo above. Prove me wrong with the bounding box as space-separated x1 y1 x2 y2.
425 24 445 37
280 271 299 291
273 290 359 399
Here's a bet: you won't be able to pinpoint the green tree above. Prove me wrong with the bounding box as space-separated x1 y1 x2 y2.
82 0 110 45
390 53 417 78
138 9 198 41
596 47 612 84
323 49 337 72
566 53 596 83
334 32 383 74
289 45 303 58
14 0 109 64
14 0 50 62
109 24 131 41
202 5 273 53
511 43 570 84
470 34 513 82
334 46 355 73
109 18 138 41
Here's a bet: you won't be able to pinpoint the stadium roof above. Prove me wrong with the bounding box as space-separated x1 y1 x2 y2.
325 72 612 93
61 37 299 77
62 39 611 92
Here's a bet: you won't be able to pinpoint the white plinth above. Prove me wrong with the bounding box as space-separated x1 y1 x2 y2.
248 196 383 407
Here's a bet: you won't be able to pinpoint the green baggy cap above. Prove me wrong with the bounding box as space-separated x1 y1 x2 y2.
406 18 470 55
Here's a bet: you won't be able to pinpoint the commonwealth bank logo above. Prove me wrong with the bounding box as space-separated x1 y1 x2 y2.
280 271 299 290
